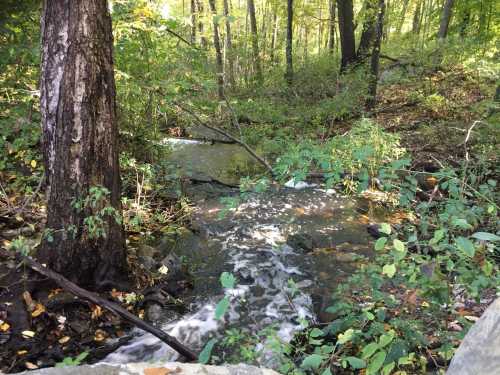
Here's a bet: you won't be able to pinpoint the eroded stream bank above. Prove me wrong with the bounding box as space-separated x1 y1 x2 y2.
105 139 382 366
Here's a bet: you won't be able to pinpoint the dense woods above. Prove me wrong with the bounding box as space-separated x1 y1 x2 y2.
0 0 498 373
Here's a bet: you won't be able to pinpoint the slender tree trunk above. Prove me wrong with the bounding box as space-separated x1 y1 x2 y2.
190 0 197 43
247 0 262 81
412 0 422 34
437 0 454 40
396 0 409 33
208 0 224 99
366 0 385 109
357 0 378 61
38 0 127 288
328 0 336 53
196 0 208 48
337 0 356 70
223 0 236 86
285 0 294 83
270 11 278 63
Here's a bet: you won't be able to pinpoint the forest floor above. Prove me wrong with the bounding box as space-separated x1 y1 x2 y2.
0 60 498 373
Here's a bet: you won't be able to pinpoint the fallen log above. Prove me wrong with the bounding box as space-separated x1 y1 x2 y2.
3 250 198 361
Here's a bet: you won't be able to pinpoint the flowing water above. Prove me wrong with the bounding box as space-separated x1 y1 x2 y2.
105 139 379 366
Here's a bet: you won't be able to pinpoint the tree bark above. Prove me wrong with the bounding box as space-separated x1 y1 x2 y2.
190 0 197 43
412 0 422 34
208 0 224 99
357 0 378 62
437 0 454 40
223 0 236 86
38 0 127 289
337 0 356 70
366 0 385 109
196 0 208 48
328 0 336 53
247 0 262 81
285 0 294 83
396 0 409 34
270 11 278 63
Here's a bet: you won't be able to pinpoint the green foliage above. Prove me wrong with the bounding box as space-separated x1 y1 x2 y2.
55 352 88 368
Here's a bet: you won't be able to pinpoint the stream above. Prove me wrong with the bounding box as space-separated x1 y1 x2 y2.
104 139 380 367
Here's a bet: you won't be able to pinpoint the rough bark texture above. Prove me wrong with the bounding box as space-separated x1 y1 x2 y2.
285 0 294 83
328 0 336 53
223 0 236 86
357 0 378 61
208 0 224 99
437 0 454 40
38 0 127 288
248 0 262 81
337 0 356 70
366 0 385 109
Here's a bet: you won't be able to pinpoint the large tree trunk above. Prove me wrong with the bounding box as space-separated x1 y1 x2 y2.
328 0 336 53
437 0 454 40
208 0 224 99
285 0 293 83
366 0 385 109
38 0 127 288
412 0 422 34
357 0 378 62
223 0 236 86
247 0 262 81
337 0 356 70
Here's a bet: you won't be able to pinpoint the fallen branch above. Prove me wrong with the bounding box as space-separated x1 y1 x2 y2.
173 101 274 176
8 251 198 361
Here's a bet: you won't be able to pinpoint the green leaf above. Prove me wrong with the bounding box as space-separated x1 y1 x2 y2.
393 239 405 252
382 264 397 278
452 218 472 230
361 343 380 359
379 223 391 235
310 328 324 338
337 328 355 344
382 361 396 375
199 338 217 364
471 232 500 242
455 237 475 257
301 354 325 369
345 356 366 369
379 331 394 348
375 237 387 251
367 350 387 374
321 368 332 375
220 272 236 289
430 229 445 244
215 296 230 320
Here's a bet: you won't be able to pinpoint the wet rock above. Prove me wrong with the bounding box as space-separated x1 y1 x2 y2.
69 320 89 335
286 233 316 252
1 228 20 239
447 298 500 375
160 253 183 277
145 303 163 322
16 362 280 375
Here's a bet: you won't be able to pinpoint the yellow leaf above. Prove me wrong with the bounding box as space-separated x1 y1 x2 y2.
30 160 37 168
0 322 10 331
22 330 35 338
31 303 46 317
91 305 103 319
17 350 28 356
58 336 70 344
421 301 430 308
94 329 107 342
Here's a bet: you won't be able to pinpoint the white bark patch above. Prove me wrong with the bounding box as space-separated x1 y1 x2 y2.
71 53 86 184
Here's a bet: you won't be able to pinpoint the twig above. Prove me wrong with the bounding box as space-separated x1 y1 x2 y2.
5 250 198 361
173 101 274 176
460 120 484 196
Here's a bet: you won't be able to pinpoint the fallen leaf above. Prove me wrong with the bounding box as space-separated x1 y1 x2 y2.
17 350 28 355
464 315 479 322
23 291 36 312
22 330 35 338
31 303 46 318
91 305 103 319
58 336 70 344
94 329 107 342
0 322 10 331
25 362 38 370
